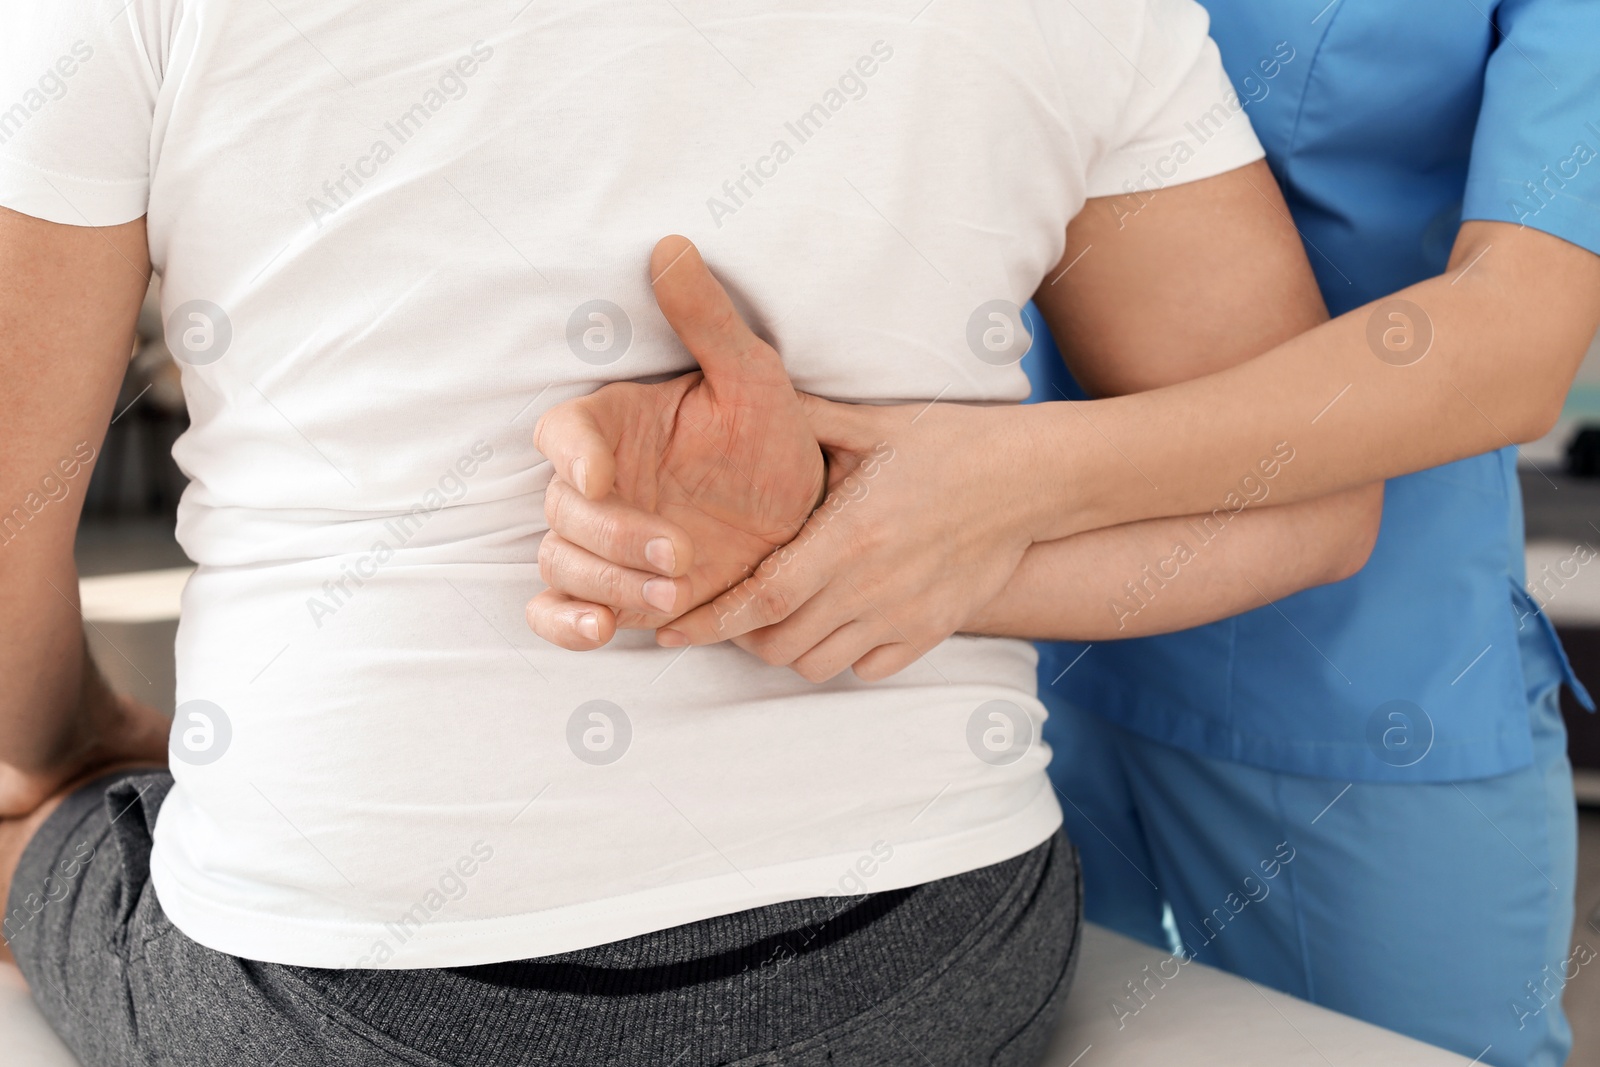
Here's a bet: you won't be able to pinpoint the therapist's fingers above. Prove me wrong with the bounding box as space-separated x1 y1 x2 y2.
796 392 887 452
534 395 620 502
730 583 874 668
736 581 921 683
848 641 925 683
752 621 888 684
544 478 694 578
659 534 835 646
539 532 690 618
525 588 617 651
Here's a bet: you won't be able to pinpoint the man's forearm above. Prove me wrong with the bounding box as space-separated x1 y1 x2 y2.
0 558 96 771
1 209 149 783
1018 221 1600 542
967 483 1381 641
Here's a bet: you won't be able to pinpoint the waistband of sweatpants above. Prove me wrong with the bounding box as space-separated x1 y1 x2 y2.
277 833 1067 1064
9 767 1071 1064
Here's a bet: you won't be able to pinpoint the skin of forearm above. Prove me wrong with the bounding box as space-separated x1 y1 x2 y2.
0 209 148 770
967 482 1381 641
1019 221 1600 541
967 162 1384 641
0 564 97 772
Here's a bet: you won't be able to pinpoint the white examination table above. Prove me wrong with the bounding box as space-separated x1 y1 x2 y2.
3 924 1470 1066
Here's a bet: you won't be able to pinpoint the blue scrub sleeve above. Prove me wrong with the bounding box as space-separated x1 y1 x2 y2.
1460 0 1600 256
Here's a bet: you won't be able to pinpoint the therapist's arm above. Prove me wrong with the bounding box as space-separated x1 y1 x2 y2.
538 162 1384 676
749 162 1383 661
0 207 169 821
964 488 1378 640
1029 215 1600 538
1042 0 1600 535
658 209 1593 672
960 174 1387 642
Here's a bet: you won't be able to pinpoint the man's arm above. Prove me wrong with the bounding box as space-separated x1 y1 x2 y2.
0 207 167 818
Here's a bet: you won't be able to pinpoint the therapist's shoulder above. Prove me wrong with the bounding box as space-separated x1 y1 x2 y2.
1462 0 1600 258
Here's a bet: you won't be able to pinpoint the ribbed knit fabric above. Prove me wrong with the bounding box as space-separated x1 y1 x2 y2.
10 771 1080 1067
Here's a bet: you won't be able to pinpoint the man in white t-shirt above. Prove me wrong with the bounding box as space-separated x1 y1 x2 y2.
0 1 1378 1063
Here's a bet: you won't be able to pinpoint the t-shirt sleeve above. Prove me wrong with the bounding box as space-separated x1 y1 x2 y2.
0 0 164 226
1460 0 1600 256
1084 0 1265 199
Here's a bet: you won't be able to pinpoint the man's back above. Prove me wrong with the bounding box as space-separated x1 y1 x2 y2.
1 0 1259 968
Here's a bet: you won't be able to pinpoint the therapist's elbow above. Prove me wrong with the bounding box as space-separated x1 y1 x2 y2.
1492 291 1600 442
1495 354 1575 443
1322 482 1385 585
1509 389 1570 445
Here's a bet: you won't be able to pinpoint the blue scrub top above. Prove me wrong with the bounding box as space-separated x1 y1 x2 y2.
1028 0 1600 783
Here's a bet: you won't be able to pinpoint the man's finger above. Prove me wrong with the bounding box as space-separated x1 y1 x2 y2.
545 478 693 578
650 235 790 395
525 589 617 651
539 533 690 619
534 397 618 502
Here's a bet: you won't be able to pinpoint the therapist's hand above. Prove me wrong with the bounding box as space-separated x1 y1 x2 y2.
526 236 825 650
658 396 1043 681
534 272 1051 678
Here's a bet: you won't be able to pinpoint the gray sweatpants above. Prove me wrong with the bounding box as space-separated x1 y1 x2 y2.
6 771 1080 1066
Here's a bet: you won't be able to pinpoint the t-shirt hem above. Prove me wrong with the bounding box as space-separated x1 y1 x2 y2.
1083 109 1266 200
150 783 1064 969
0 156 147 226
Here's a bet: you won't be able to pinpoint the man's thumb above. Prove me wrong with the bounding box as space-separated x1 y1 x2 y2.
649 235 790 395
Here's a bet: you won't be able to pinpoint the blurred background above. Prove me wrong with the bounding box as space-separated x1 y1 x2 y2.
75 282 1600 1057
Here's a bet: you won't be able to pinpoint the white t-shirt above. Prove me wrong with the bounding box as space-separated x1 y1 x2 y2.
1 0 1262 967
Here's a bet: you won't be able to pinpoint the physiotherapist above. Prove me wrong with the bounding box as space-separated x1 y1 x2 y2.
516 1 1600 1060
1027 1 1600 1063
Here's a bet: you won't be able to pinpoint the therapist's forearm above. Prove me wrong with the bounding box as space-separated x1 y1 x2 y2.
966 483 1381 641
1017 221 1600 541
